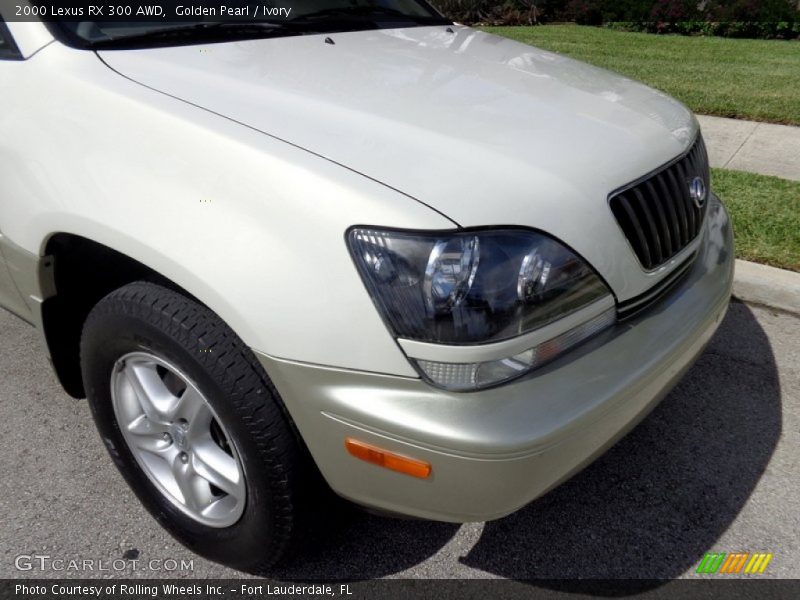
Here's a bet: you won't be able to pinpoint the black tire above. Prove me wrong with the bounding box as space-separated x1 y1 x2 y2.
80 281 310 573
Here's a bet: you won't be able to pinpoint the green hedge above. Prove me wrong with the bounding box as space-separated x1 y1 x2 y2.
604 20 800 39
434 0 800 39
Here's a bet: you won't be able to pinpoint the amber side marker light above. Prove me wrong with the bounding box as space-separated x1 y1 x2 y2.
345 438 432 479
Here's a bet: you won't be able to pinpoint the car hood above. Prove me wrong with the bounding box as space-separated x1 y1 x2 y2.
99 26 699 300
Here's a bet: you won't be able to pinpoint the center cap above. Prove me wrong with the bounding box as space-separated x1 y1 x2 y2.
171 423 189 451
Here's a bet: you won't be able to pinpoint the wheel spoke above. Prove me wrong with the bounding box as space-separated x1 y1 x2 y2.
124 362 178 425
126 415 169 455
127 414 155 435
171 387 211 432
192 440 244 499
172 455 202 511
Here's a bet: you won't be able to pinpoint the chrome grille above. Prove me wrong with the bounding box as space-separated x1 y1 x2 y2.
610 136 710 270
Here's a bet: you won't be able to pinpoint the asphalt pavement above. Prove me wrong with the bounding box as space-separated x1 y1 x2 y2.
1 300 798 581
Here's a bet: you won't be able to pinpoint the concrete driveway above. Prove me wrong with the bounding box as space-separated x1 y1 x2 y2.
697 114 800 182
1 301 798 582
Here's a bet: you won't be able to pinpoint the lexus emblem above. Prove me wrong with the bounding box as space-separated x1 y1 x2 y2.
689 176 707 209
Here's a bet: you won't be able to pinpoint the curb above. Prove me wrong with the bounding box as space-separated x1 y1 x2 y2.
733 260 800 316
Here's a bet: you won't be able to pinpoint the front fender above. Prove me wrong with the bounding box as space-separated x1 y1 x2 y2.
0 43 452 377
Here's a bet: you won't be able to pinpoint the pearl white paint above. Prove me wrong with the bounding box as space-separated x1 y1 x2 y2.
1 22 701 376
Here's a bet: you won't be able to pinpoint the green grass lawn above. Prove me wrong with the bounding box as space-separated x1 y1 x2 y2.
712 169 800 271
482 25 800 126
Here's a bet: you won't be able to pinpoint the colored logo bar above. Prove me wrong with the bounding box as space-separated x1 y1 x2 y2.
696 552 773 574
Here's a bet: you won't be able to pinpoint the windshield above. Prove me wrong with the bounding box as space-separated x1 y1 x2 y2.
43 1 452 49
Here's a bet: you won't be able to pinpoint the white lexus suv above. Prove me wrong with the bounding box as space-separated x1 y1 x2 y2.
0 1 733 573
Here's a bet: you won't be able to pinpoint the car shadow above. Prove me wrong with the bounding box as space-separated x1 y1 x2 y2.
268 301 781 584
460 301 781 589
267 502 460 580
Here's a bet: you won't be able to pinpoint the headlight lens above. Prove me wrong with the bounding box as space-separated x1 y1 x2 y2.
413 307 616 390
348 228 615 389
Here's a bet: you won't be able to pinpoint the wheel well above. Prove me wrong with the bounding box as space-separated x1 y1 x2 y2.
42 234 188 398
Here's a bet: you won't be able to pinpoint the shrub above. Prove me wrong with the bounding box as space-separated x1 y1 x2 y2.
706 0 798 22
567 0 603 25
431 0 799 39
606 18 800 39
649 0 702 22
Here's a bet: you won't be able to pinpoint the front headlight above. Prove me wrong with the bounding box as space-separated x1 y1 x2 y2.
348 228 615 390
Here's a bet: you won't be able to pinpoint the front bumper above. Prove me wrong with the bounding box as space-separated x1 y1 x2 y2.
256 195 734 522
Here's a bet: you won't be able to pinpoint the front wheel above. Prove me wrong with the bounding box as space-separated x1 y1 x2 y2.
80 281 309 573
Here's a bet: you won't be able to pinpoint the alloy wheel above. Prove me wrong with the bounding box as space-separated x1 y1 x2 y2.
110 352 246 527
